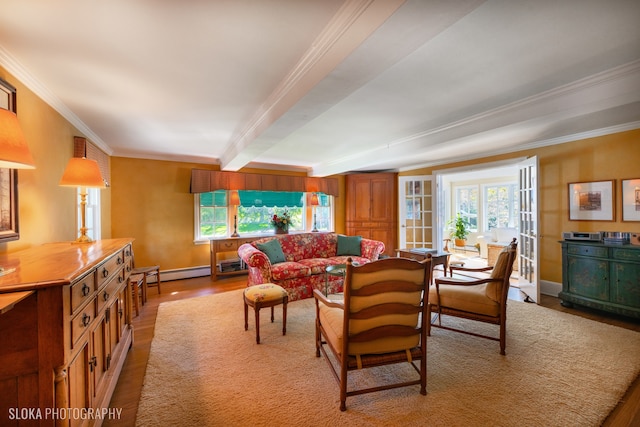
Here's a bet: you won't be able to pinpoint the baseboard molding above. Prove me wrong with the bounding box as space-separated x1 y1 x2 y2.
149 266 211 283
541 280 561 297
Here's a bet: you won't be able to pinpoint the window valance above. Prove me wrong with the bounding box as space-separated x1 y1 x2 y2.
189 169 339 196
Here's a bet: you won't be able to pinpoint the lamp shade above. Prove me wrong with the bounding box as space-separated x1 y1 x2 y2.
310 193 319 206
59 157 106 188
229 190 240 206
0 109 36 169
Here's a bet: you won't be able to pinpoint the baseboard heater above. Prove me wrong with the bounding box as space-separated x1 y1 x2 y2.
150 265 211 283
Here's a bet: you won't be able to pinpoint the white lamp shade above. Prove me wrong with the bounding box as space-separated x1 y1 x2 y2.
59 157 106 188
0 109 35 169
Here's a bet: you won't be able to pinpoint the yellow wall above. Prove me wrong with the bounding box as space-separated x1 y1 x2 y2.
110 158 347 269
0 66 111 254
3 60 638 288
400 129 640 283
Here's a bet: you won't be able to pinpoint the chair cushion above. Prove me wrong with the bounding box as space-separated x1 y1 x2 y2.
256 239 286 264
429 282 499 317
244 283 287 303
270 262 311 281
337 235 362 256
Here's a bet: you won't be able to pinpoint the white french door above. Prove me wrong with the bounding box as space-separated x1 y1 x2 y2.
517 156 539 303
398 176 434 249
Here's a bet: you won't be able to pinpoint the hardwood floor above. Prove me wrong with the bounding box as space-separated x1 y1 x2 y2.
104 273 640 427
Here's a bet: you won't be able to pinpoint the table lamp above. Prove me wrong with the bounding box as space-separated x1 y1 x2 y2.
229 190 240 237
0 109 35 276
59 157 106 243
310 193 319 232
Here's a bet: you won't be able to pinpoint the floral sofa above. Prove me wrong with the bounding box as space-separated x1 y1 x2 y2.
238 232 385 301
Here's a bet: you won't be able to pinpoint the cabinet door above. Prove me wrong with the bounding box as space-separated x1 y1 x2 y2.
92 317 107 398
349 178 372 221
611 262 640 308
68 342 91 427
567 256 609 301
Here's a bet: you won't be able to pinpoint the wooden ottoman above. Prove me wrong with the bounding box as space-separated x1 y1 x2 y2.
243 283 288 344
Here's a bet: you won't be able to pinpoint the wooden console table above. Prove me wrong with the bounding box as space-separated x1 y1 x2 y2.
210 237 256 281
0 238 134 427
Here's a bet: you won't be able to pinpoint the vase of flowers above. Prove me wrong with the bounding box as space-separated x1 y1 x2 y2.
271 211 292 234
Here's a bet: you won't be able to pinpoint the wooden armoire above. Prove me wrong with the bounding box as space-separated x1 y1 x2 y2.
345 172 397 256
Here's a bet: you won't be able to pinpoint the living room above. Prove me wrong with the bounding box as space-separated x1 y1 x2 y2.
1 1 640 426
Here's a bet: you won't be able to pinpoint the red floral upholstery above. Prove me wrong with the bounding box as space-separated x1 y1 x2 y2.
238 232 385 301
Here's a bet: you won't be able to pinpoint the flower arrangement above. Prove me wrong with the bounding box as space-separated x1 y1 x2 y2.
271 211 292 233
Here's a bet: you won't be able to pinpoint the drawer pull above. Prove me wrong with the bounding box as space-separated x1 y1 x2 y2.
117 256 123 265
103 291 110 301
102 268 109 278
82 283 90 297
118 276 124 283
89 356 97 372
126 265 131 272
82 313 91 327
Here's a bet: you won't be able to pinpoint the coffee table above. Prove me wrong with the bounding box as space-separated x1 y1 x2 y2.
325 264 347 296
395 248 453 282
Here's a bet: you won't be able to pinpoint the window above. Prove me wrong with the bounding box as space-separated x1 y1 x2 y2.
453 186 478 231
483 183 518 229
195 190 333 241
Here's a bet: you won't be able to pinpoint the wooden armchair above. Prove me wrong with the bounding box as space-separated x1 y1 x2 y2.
427 238 517 355
313 255 432 411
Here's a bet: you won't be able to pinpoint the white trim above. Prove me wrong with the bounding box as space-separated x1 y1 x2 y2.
541 280 561 297
0 46 113 155
156 266 211 283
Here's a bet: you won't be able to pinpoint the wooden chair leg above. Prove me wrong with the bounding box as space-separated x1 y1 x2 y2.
282 298 287 336
254 306 261 344
244 301 249 331
131 280 140 317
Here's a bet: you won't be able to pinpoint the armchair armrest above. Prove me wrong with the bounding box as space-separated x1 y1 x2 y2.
313 289 344 309
449 264 494 276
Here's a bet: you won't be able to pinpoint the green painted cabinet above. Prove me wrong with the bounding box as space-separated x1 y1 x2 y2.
560 241 640 318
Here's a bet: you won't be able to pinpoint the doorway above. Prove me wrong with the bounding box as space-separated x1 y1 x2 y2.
433 158 540 303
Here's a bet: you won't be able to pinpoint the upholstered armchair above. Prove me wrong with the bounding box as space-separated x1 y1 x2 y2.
427 238 517 355
313 256 432 411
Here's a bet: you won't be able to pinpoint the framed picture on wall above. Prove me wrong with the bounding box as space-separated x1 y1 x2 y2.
621 178 640 222
568 180 615 221
0 78 20 242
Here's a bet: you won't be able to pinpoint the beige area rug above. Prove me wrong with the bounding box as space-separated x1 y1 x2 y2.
136 290 640 427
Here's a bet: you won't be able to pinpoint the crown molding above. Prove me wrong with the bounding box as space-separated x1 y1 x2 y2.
0 45 112 155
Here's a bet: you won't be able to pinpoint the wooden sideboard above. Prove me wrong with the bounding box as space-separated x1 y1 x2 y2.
210 237 255 281
0 238 134 427
559 240 640 318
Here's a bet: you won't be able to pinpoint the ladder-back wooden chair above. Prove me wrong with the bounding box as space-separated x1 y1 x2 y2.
313 255 431 411
427 238 517 355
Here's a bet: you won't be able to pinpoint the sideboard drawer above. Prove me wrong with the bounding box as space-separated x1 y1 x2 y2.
70 272 96 315
567 245 608 258
98 249 126 288
71 301 97 350
97 269 125 313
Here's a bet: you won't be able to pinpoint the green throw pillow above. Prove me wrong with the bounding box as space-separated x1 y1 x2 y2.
337 235 362 256
257 239 286 264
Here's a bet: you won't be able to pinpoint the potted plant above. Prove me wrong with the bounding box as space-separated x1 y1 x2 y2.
447 213 470 248
271 211 292 234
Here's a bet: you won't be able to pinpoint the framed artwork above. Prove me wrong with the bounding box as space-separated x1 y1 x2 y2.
621 178 640 222
568 180 615 221
0 78 20 242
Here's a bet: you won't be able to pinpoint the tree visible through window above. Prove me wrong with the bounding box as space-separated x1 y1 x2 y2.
196 190 332 240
